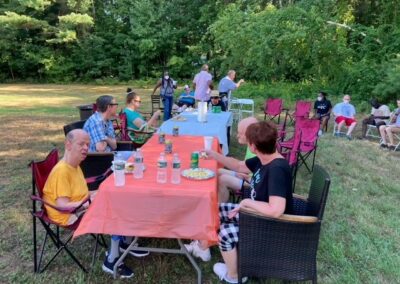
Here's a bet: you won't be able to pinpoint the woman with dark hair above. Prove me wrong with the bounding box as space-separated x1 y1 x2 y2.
313 91 332 134
185 121 293 284
151 71 177 121
124 89 161 130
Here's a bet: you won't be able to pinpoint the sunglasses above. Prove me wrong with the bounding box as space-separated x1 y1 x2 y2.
109 103 119 106
134 100 142 103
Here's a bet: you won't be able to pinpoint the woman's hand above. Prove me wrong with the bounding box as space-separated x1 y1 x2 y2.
228 205 241 219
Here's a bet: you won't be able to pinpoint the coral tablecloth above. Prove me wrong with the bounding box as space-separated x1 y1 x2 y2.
73 135 219 242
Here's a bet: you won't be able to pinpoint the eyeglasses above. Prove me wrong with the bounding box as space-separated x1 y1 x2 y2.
134 100 142 103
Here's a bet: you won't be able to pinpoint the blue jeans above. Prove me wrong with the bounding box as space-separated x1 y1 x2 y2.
162 96 173 121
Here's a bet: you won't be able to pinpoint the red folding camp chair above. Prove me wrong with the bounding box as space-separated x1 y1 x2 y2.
30 149 107 273
264 98 285 124
288 100 312 125
280 118 320 174
278 129 302 191
119 112 154 149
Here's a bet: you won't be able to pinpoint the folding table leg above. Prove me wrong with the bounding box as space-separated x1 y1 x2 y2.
178 239 202 284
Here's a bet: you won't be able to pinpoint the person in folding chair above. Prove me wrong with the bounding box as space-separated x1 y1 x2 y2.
218 70 245 109
124 91 161 131
209 93 227 112
313 91 332 136
360 98 390 139
332 94 357 140
84 95 132 160
42 129 134 278
379 99 400 150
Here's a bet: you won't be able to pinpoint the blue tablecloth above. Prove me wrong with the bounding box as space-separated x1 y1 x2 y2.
159 111 233 155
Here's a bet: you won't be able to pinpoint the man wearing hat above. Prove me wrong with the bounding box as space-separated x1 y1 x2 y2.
177 85 195 107
209 93 227 112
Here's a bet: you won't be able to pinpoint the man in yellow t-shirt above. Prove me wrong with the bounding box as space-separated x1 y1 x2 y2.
43 129 91 226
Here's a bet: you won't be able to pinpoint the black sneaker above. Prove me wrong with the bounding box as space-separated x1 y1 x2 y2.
380 143 388 149
388 145 396 151
120 242 150 258
102 257 134 279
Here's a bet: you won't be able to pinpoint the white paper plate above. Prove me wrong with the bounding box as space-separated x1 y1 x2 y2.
181 168 215 180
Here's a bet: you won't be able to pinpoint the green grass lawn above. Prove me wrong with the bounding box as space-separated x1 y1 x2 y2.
0 84 399 284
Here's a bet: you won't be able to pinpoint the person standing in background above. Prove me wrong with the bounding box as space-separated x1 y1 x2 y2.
193 64 213 102
218 70 245 109
151 71 177 121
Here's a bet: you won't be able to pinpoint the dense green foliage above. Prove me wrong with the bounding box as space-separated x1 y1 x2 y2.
1 0 400 102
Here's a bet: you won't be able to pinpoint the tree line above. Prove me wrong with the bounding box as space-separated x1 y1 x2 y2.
1 0 400 102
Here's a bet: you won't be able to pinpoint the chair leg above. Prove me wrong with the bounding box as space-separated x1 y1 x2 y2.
37 231 49 273
92 235 100 268
32 215 38 273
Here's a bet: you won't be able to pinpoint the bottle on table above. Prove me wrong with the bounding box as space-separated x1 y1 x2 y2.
157 152 167 183
171 153 181 184
134 148 144 179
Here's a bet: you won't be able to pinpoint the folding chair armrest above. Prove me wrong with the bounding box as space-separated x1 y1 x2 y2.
30 195 87 214
240 207 318 223
293 193 307 201
85 168 112 184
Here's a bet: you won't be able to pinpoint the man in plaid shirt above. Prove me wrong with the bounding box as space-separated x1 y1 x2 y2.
84 95 118 153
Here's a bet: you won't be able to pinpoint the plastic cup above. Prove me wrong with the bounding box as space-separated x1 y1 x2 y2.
112 160 125 187
204 136 214 151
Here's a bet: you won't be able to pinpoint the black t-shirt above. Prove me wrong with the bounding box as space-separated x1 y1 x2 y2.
314 99 332 116
245 157 293 214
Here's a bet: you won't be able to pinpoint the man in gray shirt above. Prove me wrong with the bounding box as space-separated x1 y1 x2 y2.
218 70 245 109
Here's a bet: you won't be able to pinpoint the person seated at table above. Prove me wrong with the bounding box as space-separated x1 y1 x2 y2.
209 93 227 112
211 121 293 283
83 95 130 161
360 98 391 139
332 94 357 140
218 70 245 109
313 91 332 135
124 90 161 130
177 85 195 107
42 129 135 278
379 99 400 150
213 117 258 203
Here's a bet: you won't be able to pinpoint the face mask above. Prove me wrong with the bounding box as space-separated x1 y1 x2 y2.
317 97 323 102
164 75 169 80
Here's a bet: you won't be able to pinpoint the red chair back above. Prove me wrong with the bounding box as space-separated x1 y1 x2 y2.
294 100 312 118
295 118 320 152
119 112 129 141
287 130 302 166
264 98 283 116
30 149 59 198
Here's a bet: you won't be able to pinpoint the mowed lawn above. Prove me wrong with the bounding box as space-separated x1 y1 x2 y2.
0 84 399 284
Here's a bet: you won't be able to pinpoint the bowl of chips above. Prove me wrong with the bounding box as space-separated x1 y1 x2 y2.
181 168 215 180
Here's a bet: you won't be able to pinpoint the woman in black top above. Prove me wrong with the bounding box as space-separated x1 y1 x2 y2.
212 121 293 283
313 91 332 133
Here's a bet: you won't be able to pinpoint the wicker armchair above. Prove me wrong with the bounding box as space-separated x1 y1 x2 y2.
238 165 331 284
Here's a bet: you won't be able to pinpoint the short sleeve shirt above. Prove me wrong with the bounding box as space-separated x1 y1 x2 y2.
42 161 89 226
218 77 237 93
193 71 212 101
333 102 356 118
371 105 391 123
83 112 115 152
314 99 332 116
245 157 293 214
124 108 145 130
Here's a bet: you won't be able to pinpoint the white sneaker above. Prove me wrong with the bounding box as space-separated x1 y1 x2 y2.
213 262 248 284
318 130 323 137
184 240 211 262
